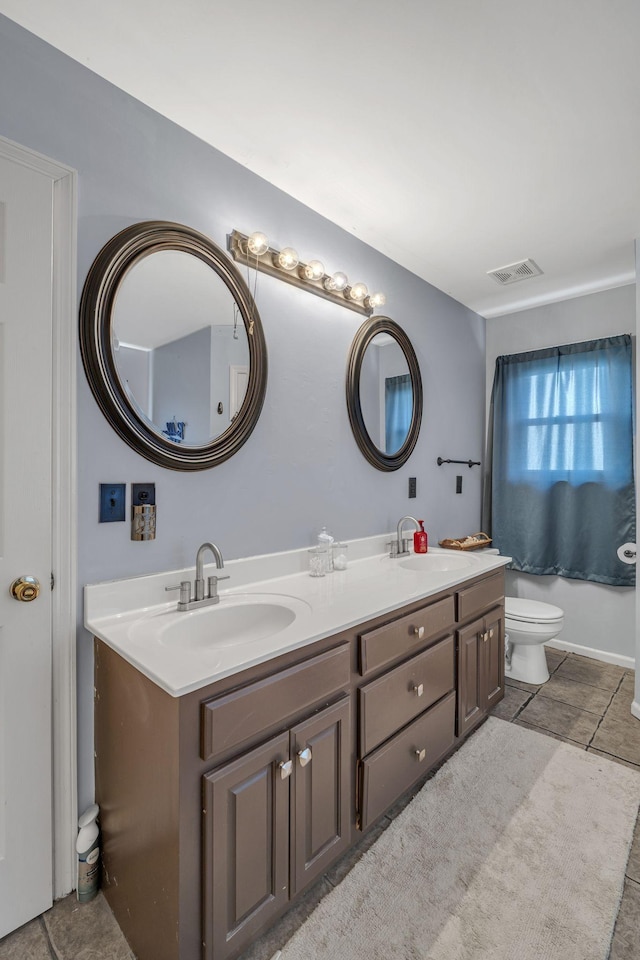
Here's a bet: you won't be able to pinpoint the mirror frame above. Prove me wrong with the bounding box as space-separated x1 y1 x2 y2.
79 221 267 470
346 315 422 471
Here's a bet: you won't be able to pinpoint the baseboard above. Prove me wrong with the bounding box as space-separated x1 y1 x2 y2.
545 639 635 671
632 701 640 721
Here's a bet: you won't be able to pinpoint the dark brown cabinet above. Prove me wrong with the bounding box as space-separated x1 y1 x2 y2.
290 698 351 894
203 733 290 960
94 566 505 960
203 698 351 960
456 606 504 737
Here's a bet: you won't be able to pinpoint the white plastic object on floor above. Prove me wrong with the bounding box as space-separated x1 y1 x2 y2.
76 804 100 903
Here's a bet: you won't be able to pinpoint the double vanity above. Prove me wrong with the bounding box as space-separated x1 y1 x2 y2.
86 537 508 960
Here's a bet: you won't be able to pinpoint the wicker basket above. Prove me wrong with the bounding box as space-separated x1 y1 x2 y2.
438 532 492 551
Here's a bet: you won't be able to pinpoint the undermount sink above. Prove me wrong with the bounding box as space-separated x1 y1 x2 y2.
129 593 311 652
398 553 477 573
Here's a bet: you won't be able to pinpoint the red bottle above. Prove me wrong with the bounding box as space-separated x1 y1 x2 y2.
414 520 428 553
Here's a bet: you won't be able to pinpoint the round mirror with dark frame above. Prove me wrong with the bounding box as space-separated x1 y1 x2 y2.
346 316 422 471
80 221 267 470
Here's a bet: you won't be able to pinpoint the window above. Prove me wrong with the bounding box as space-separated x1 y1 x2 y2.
486 335 634 586
385 374 412 455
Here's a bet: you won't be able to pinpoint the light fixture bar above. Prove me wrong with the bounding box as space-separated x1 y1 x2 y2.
228 229 375 317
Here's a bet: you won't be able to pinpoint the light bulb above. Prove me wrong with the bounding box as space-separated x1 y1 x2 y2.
276 247 299 271
324 271 349 293
348 282 368 302
366 291 386 309
247 231 269 256
302 259 325 281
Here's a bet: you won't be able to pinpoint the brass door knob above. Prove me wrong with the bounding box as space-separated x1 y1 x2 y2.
10 576 40 602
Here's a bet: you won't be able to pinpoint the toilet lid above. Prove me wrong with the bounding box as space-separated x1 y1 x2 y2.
505 597 564 623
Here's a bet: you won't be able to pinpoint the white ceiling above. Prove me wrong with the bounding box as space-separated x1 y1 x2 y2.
3 0 639 318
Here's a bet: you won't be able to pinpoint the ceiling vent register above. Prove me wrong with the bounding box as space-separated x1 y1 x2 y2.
487 258 543 285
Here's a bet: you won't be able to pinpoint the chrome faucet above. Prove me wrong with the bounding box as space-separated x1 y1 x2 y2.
165 541 229 611
390 516 421 558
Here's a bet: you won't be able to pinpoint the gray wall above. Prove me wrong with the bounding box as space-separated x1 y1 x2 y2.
0 14 486 808
153 326 212 443
116 345 151 417
485 284 636 663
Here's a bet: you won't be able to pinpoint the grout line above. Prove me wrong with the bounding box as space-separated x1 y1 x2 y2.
38 916 60 960
587 675 626 749
511 691 535 721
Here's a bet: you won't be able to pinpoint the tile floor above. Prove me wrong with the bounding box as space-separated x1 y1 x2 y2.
493 647 640 959
1 648 638 960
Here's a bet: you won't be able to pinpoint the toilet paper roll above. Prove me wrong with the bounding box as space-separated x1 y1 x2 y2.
617 542 636 564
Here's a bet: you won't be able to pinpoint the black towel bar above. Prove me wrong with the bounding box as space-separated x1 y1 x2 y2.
437 457 481 468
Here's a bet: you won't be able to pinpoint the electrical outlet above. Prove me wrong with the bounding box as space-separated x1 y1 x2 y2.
99 483 125 522
132 483 156 506
131 483 156 541
408 477 417 498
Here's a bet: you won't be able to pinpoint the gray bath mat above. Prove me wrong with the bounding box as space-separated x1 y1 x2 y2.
278 717 640 960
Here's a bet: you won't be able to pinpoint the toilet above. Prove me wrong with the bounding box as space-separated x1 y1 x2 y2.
504 597 564 685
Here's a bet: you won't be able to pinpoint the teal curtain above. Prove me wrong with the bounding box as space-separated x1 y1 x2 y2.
385 374 412 454
485 335 635 586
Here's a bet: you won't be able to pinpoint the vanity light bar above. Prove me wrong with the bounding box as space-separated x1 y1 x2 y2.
227 229 386 317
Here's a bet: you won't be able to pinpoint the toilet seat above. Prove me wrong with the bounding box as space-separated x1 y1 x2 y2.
505 597 564 624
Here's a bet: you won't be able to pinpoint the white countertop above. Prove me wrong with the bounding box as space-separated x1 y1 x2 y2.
84 534 510 697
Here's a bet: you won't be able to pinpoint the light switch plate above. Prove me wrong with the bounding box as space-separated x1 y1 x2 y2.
99 483 126 522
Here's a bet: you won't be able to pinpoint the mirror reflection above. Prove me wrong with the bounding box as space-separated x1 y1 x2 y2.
112 250 249 447
346 315 422 471
359 333 413 455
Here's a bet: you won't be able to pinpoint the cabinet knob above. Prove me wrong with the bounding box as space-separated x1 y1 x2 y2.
297 747 312 767
414 748 426 762
413 683 424 697
482 631 488 642
489 628 494 639
412 625 425 639
278 759 293 780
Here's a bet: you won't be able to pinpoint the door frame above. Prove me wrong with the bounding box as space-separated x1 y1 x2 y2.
0 135 78 898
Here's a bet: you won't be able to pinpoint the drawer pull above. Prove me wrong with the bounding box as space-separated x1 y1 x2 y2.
297 747 312 767
279 759 293 780
413 625 425 639
413 683 424 698
415 748 426 762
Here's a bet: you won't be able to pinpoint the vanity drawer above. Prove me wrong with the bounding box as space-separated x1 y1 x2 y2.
359 690 455 830
359 595 455 676
456 572 504 624
359 635 454 756
201 644 350 762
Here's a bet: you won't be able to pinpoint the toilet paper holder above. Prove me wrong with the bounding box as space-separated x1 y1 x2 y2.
617 542 636 564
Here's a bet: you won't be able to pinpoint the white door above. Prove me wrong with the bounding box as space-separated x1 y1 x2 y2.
229 364 249 420
0 155 54 935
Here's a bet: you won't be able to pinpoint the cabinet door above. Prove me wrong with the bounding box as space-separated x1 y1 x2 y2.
203 732 290 960
456 618 484 737
482 607 504 711
290 698 352 896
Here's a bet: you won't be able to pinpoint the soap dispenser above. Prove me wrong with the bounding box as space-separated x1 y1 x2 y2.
414 520 428 554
